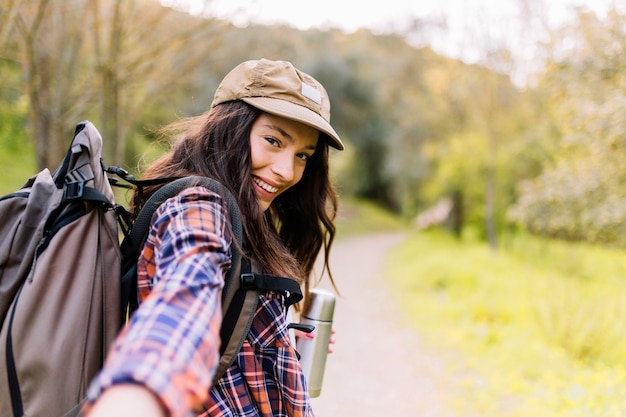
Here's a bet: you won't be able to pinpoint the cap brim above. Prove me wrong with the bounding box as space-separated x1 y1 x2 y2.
242 97 344 150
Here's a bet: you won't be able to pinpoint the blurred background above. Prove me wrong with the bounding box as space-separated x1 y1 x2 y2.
1 0 625 415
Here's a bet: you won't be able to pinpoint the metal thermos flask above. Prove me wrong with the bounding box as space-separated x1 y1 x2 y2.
297 288 335 397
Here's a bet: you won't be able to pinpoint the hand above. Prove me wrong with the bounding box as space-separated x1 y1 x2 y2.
295 327 336 354
328 328 336 353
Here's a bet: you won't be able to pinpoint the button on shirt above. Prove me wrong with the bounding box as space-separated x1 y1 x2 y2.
85 187 313 417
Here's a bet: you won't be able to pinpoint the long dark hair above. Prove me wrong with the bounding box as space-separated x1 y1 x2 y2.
133 101 338 298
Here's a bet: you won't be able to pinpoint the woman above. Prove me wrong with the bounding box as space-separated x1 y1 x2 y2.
83 59 343 417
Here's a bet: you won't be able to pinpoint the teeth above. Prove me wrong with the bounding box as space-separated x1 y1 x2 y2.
254 177 278 193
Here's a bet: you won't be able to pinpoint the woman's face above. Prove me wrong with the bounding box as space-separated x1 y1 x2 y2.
249 113 319 211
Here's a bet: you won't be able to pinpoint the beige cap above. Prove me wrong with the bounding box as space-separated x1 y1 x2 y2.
211 59 344 150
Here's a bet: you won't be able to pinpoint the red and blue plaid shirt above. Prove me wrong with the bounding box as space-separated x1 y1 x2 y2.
86 187 313 417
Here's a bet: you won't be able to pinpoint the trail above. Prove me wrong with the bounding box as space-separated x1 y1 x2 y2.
309 233 455 417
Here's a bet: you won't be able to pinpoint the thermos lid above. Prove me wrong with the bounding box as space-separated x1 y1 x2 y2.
303 288 336 321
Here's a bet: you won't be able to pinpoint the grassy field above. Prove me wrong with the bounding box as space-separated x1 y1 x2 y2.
386 230 626 416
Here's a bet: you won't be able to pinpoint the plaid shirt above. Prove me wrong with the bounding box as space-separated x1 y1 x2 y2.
85 187 313 417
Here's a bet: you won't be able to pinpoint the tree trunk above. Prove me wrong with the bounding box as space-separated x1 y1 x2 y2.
485 127 498 251
100 68 121 165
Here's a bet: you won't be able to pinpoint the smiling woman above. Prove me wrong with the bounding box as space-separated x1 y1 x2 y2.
82 58 344 417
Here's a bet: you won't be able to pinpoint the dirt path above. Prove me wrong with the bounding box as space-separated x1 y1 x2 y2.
309 233 455 417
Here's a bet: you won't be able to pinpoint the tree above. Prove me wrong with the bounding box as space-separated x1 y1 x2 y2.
2 0 72 169
425 0 548 249
509 8 626 246
92 0 227 165
1 0 224 170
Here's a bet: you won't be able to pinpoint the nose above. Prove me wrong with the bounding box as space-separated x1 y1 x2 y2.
271 152 295 183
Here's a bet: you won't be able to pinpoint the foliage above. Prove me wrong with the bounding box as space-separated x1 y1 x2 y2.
509 9 626 246
0 0 225 170
2 1 626 250
0 58 33 195
388 229 626 416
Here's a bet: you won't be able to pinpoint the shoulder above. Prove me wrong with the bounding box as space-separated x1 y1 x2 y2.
151 186 232 236
158 185 229 213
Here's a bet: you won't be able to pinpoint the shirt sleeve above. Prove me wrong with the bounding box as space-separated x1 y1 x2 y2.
85 187 232 417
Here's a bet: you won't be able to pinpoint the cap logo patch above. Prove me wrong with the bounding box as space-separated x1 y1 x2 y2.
301 82 322 105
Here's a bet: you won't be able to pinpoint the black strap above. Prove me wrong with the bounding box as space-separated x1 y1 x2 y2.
240 273 303 307
51 122 88 188
216 257 258 376
63 185 113 206
218 258 303 356
106 166 180 189
6 286 24 417
219 292 250 356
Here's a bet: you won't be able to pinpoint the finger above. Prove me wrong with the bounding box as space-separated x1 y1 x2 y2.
294 329 314 339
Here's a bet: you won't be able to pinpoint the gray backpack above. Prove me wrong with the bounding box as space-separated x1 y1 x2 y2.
0 121 302 417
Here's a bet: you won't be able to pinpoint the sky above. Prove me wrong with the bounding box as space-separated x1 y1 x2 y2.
162 0 622 84
166 0 618 32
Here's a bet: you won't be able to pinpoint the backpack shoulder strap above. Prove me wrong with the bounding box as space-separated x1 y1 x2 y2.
215 257 304 385
215 256 258 385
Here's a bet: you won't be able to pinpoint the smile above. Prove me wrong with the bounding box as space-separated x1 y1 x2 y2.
253 177 279 193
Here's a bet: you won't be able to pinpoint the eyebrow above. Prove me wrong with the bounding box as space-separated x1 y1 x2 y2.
267 124 293 142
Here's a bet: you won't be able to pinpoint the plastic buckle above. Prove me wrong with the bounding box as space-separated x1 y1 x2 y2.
240 273 257 289
63 181 84 200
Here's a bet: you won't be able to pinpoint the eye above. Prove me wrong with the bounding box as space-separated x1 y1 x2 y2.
265 136 280 147
297 152 313 162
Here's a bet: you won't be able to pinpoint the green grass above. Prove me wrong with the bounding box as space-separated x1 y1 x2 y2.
387 229 626 416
